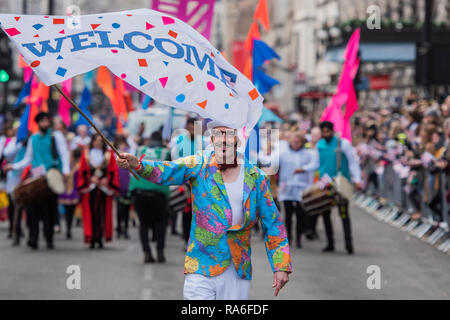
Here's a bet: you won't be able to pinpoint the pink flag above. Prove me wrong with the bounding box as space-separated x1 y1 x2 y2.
320 93 347 133
321 29 360 141
151 0 216 40
58 78 72 127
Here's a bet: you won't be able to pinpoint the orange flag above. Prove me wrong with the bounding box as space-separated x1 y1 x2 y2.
114 76 128 121
244 21 260 51
96 66 115 101
18 54 29 68
243 54 253 81
254 0 270 31
28 103 39 133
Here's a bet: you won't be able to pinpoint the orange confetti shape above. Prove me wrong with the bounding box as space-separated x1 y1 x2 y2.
248 88 259 101
138 58 148 67
185 74 193 83
168 30 178 38
196 100 207 109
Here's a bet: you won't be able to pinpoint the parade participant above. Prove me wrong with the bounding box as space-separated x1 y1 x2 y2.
117 121 292 300
5 112 70 250
114 135 131 239
305 126 322 240
317 121 363 254
58 148 82 239
0 125 16 240
129 131 171 263
278 131 319 248
70 124 91 151
77 134 119 249
3 129 26 246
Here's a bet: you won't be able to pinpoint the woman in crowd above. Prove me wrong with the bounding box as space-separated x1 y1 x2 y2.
58 148 82 239
78 134 119 249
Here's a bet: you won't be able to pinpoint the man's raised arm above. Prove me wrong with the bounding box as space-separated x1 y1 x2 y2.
117 152 205 186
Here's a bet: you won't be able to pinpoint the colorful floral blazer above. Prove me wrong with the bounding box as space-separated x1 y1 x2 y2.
139 150 292 280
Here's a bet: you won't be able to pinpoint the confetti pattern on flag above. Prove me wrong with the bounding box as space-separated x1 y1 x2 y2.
0 9 263 131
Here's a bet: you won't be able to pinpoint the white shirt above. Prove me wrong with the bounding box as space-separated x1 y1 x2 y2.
224 164 245 226
278 147 319 201
12 130 70 175
339 138 362 184
70 135 91 150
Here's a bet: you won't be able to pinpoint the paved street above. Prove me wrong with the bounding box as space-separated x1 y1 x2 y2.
0 203 449 300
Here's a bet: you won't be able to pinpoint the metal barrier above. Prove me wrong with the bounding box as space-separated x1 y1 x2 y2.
357 162 450 254
362 162 449 232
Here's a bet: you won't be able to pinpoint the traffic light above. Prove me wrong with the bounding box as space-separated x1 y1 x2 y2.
0 31 12 83
0 69 10 82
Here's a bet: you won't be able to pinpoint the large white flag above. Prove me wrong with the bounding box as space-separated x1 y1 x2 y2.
0 8 263 131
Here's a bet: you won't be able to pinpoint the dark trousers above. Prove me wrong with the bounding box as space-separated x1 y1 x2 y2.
283 200 307 243
63 204 76 235
116 198 130 235
27 196 58 246
8 194 23 242
322 199 352 247
307 213 319 236
133 190 167 253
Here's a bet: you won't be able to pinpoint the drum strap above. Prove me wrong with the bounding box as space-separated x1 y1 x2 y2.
336 138 342 174
50 132 59 169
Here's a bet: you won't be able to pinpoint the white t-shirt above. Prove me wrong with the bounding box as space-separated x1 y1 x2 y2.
224 164 245 226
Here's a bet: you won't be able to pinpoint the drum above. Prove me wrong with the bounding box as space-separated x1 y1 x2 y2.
13 169 64 205
302 184 336 215
47 168 65 195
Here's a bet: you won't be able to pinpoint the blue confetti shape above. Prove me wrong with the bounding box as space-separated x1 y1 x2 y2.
56 55 63 60
32 23 43 30
56 67 67 77
139 76 148 86
224 103 229 109
176 94 185 103
163 61 169 66
112 23 120 29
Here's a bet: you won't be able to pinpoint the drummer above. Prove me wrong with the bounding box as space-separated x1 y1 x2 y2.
5 112 70 250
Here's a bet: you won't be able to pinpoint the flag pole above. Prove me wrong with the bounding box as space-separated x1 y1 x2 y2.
53 84 139 180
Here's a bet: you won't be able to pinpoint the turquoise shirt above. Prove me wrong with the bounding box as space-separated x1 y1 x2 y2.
128 145 170 196
317 136 350 181
31 130 61 171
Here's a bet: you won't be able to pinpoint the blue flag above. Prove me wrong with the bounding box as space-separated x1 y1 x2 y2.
253 39 280 68
253 68 280 95
17 104 30 143
142 95 152 110
75 87 95 127
14 76 33 108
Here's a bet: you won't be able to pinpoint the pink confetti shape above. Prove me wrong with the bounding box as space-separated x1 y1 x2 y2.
5 27 21 37
146 22 155 30
59 29 65 34
159 77 168 88
121 73 126 79
162 16 175 25
206 81 215 91
111 49 118 53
